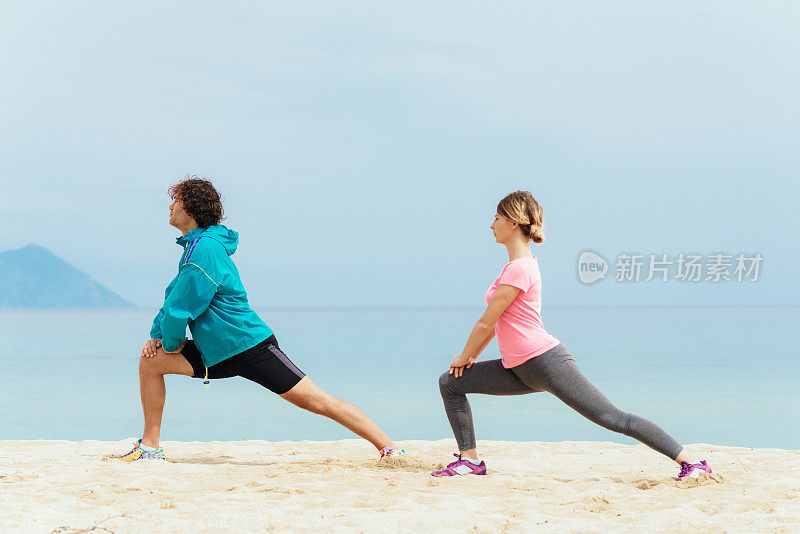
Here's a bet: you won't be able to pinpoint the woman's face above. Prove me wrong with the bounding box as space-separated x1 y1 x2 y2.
490 212 517 244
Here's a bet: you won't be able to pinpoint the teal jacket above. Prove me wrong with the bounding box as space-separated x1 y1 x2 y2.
150 225 273 367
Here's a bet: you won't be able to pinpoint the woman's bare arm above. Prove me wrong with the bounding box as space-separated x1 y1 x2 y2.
470 330 496 366
450 284 519 377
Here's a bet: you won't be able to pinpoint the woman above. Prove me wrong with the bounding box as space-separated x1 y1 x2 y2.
432 191 711 480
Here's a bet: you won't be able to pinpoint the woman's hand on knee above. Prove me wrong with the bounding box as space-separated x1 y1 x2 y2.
449 354 476 378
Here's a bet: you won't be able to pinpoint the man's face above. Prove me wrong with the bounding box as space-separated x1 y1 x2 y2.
169 198 190 228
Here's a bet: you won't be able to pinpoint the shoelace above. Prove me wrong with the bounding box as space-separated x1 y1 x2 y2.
446 453 466 470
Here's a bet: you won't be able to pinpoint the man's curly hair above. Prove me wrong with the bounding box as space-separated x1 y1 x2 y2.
168 175 224 228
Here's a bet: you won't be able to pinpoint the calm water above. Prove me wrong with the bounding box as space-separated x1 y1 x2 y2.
1 307 797 449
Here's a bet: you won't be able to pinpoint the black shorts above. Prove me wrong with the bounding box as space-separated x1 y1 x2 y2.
180 334 306 394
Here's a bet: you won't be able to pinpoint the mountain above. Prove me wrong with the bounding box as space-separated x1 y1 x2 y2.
0 244 134 308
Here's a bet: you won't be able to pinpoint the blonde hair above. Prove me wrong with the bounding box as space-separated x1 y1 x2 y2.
497 190 545 244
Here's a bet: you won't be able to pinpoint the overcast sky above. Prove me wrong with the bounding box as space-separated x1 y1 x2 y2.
2 2 797 307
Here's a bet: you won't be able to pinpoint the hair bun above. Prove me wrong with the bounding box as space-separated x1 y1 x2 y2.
530 225 545 244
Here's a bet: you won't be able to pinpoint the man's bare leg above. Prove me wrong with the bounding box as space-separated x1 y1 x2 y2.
138 347 194 448
280 377 396 451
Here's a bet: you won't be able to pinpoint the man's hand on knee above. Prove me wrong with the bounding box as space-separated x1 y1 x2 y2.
142 339 162 358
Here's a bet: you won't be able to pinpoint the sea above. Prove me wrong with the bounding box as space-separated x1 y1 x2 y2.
1 307 797 450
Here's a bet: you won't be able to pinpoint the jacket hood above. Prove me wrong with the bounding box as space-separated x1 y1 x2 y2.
177 225 239 256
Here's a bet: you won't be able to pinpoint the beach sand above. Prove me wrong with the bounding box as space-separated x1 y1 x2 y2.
1 439 797 533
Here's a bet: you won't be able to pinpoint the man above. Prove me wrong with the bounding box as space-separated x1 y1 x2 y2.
121 176 403 461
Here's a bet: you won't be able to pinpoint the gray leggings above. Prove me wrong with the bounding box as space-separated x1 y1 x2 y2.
438 343 683 460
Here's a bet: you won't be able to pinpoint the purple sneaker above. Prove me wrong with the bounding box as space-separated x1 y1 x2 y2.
431 453 487 477
675 460 712 481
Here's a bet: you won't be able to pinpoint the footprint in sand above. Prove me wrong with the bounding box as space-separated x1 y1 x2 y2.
674 472 725 488
166 456 266 466
75 489 104 501
330 455 437 472
256 487 307 494
634 478 662 490
375 455 438 471
1 473 38 483
577 496 610 513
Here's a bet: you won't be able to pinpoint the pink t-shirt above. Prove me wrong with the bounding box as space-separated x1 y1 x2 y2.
485 255 560 368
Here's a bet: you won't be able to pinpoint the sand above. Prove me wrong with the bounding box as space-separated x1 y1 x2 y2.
1 439 797 533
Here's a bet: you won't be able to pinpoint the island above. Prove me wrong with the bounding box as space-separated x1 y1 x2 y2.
0 244 134 308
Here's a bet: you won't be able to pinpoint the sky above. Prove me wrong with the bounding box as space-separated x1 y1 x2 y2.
1 1 798 308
